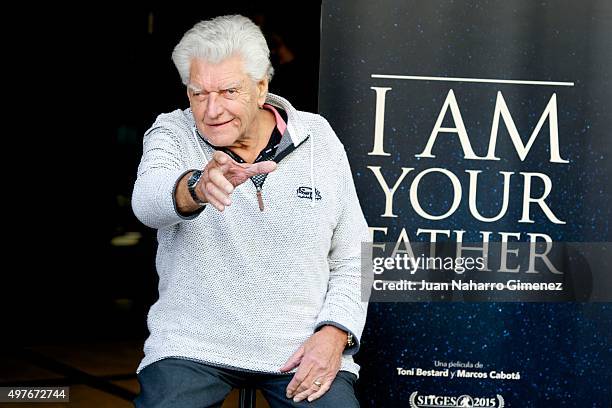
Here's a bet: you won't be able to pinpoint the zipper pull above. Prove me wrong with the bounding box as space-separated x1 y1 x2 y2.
256 186 264 211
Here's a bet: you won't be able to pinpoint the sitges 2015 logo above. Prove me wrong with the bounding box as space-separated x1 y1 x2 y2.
409 392 505 408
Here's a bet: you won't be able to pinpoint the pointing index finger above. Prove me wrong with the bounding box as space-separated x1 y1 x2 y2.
244 160 277 177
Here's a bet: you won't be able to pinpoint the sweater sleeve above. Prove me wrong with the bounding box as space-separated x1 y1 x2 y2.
132 123 203 230
314 145 372 356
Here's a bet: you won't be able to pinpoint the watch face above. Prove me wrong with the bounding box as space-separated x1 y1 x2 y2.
188 170 203 188
187 170 206 206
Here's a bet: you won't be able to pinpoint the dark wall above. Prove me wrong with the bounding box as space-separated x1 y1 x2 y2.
8 3 322 346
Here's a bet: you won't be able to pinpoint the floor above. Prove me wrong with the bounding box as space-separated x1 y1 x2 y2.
0 231 274 407
0 340 270 407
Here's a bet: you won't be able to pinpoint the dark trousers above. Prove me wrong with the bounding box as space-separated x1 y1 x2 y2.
134 357 359 408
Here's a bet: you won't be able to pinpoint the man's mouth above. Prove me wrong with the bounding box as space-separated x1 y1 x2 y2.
207 119 233 128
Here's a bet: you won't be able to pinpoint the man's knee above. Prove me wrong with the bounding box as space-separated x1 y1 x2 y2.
309 371 359 408
134 358 233 408
260 370 359 408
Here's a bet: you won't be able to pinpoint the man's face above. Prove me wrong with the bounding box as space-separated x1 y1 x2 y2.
187 55 267 147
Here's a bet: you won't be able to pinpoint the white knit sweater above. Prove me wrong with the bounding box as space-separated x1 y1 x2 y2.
132 93 370 377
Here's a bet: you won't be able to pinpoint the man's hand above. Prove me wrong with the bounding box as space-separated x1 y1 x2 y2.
179 151 277 213
280 325 347 403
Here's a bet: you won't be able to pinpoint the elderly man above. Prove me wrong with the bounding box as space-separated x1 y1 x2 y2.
132 15 370 407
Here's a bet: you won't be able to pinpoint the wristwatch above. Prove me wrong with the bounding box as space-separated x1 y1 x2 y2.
346 332 355 348
187 170 207 206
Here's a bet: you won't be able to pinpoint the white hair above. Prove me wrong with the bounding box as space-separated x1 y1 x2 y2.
172 15 274 85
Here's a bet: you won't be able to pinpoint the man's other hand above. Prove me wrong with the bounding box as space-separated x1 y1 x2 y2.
280 325 347 403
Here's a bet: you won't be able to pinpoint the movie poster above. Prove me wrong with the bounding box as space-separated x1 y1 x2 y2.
318 1 612 406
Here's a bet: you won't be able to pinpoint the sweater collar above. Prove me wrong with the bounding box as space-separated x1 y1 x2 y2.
264 93 310 146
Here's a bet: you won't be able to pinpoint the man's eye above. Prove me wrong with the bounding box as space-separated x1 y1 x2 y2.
226 88 237 94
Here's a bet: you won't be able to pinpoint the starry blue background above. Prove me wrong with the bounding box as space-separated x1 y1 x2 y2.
319 0 611 406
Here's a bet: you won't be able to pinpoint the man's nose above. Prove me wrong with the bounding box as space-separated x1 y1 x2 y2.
205 92 223 118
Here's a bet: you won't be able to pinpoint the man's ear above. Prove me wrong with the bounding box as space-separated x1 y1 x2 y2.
257 78 269 107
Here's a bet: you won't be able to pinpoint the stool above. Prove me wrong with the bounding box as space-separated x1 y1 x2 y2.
238 387 257 408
